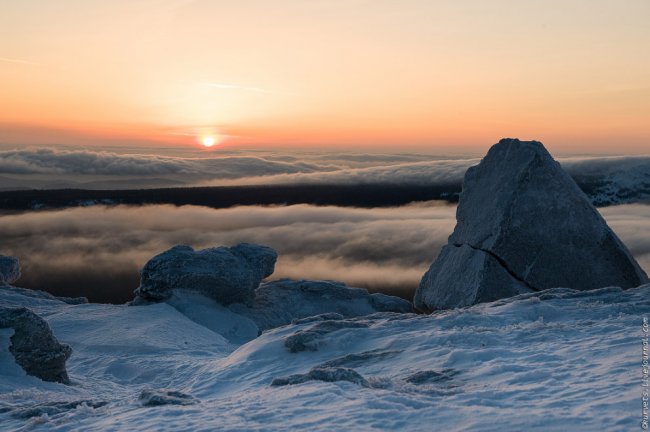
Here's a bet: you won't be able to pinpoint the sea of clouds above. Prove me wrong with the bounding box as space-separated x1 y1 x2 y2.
1 202 648 303
0 147 648 198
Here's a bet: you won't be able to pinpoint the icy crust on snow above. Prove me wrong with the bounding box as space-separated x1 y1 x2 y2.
415 139 648 311
1 284 648 431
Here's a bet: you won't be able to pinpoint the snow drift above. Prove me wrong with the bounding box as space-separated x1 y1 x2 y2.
0 278 647 431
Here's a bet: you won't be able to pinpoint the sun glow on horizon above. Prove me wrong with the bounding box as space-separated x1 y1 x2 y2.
1 1 649 153
202 136 216 147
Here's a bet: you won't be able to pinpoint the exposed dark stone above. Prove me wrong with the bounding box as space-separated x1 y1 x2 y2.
0 306 72 384
139 389 199 407
271 367 369 387
415 139 649 311
10 401 107 419
0 255 21 285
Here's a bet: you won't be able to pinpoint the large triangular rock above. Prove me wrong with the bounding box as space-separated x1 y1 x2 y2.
414 138 649 311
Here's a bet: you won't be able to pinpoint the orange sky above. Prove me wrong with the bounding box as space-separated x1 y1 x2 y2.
1 0 649 153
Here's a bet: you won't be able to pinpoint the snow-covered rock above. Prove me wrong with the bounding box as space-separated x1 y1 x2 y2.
139 389 199 407
283 318 371 353
134 243 277 305
231 279 413 331
271 367 370 387
1 285 88 305
0 255 87 303
415 138 649 311
0 306 72 384
0 254 21 285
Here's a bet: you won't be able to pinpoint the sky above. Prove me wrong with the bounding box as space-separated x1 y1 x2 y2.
1 0 649 153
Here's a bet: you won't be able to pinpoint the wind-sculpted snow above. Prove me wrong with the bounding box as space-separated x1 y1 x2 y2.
0 284 648 430
415 139 649 311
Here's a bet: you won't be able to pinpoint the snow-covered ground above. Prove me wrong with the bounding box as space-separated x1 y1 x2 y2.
1 283 647 431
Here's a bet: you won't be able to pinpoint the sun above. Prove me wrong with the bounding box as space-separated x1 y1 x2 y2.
202 135 216 147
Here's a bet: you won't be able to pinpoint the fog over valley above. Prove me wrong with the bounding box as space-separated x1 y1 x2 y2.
1 202 648 303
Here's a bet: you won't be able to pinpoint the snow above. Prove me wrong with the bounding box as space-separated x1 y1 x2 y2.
1 283 647 431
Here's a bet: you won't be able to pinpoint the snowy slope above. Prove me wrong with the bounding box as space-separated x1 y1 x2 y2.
1 285 648 431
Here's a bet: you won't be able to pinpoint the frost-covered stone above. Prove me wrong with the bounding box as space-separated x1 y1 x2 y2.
271 367 369 387
139 389 198 407
0 306 72 384
0 255 21 285
318 349 401 368
1 285 88 305
415 139 649 311
9 401 107 419
134 243 277 305
231 279 412 331
405 369 458 384
284 319 370 353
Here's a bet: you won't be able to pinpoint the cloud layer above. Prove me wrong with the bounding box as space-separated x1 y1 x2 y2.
1 202 648 304
0 148 648 207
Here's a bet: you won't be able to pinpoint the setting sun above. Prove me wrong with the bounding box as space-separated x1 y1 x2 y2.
202 136 216 147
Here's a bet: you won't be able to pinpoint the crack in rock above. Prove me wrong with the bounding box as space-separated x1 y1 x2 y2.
453 243 541 292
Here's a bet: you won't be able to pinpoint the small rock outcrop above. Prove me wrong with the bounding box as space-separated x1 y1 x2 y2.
414 138 649 311
271 367 369 387
0 306 72 384
134 243 277 305
232 279 412 331
139 389 199 407
9 401 108 419
0 255 21 285
2 285 88 305
284 319 370 353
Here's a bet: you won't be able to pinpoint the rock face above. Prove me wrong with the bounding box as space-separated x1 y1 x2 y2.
0 306 72 384
414 138 649 311
232 279 413 331
134 243 277 305
0 255 21 285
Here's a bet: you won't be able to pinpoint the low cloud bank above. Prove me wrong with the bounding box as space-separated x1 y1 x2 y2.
0 202 648 303
0 202 456 302
1 148 648 207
